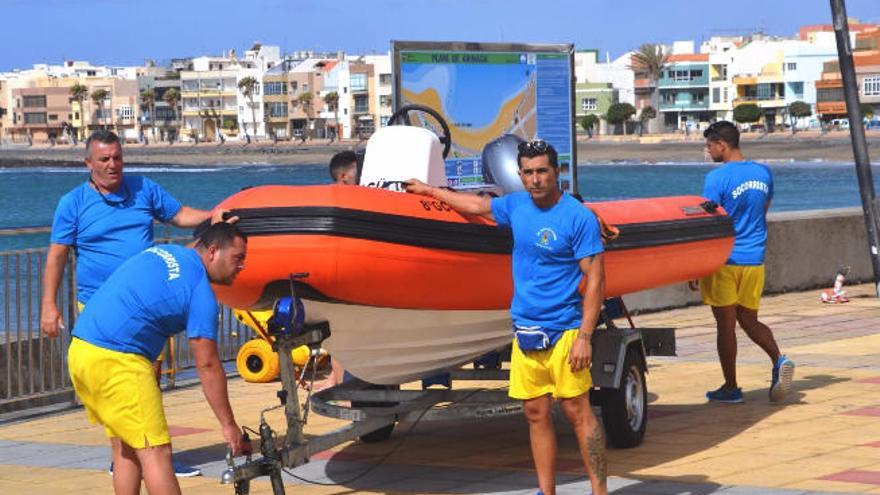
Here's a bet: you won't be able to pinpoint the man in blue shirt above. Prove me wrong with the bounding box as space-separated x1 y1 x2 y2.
405 140 608 495
68 222 251 495
700 121 794 404
40 129 223 476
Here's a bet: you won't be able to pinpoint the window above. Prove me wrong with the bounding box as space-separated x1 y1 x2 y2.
155 107 175 120
674 70 690 82
379 74 392 86
354 94 369 113
49 114 58 121
350 73 367 91
865 76 880 96
581 97 597 111
93 109 111 120
789 81 804 98
786 62 797 72
263 81 287 96
712 87 720 104
290 81 298 92
22 95 47 108
723 87 729 102
380 95 392 107
662 92 675 103
116 106 133 119
817 87 845 102
380 116 390 127
24 112 47 124
692 91 705 104
690 69 703 79
267 102 288 117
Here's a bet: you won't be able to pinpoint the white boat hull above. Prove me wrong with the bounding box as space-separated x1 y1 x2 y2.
305 300 512 385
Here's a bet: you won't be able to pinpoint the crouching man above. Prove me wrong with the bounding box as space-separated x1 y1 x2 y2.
67 223 251 494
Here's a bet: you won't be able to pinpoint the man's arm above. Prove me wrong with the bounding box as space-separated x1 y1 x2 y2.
170 207 238 229
191 337 251 456
40 243 70 338
404 179 494 220
567 253 605 372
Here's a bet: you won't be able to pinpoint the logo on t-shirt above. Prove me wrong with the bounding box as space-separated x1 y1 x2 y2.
145 247 181 281
535 228 558 250
731 180 769 199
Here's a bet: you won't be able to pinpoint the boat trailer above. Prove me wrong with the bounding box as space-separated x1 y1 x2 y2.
221 297 675 494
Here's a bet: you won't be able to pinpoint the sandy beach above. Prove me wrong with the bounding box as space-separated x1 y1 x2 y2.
0 130 877 167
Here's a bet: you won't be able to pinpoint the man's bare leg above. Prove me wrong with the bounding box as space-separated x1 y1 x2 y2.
523 394 556 495
135 442 180 495
711 305 739 389
111 438 141 495
735 306 781 364
560 395 608 495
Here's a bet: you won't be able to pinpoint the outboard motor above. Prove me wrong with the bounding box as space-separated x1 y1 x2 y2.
481 134 526 194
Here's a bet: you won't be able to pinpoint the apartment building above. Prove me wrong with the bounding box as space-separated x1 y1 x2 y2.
288 58 331 140
658 53 711 131
137 66 184 143
179 54 240 142
261 65 289 139
363 53 393 128
816 27 880 122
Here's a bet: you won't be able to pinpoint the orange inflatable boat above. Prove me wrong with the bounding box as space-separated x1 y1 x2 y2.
212 185 732 385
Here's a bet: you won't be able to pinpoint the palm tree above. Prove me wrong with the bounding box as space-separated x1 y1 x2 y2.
237 76 259 143
629 44 668 132
140 89 156 143
162 88 180 143
295 92 314 143
90 88 110 130
323 91 339 142
69 83 89 141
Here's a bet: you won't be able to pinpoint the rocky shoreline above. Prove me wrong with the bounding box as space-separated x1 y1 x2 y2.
0 133 876 167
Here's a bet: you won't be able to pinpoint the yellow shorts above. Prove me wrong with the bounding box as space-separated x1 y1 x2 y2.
78 301 166 362
700 264 765 310
68 338 171 449
509 329 592 400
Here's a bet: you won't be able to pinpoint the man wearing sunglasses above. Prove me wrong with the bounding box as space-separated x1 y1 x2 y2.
41 129 225 477
700 121 794 404
405 139 608 495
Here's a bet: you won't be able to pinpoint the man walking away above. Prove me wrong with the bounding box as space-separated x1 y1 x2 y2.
700 120 794 404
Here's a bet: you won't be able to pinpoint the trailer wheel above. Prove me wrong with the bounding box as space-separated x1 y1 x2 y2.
600 346 647 448
236 339 280 383
353 384 399 443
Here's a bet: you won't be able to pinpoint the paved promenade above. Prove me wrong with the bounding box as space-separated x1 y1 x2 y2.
1 283 879 494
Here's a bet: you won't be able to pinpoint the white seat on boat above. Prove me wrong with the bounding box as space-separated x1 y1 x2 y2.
359 126 447 192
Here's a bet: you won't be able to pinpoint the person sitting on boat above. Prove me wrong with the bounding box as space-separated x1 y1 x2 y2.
698 120 794 404
328 150 358 185
405 139 608 495
67 223 251 495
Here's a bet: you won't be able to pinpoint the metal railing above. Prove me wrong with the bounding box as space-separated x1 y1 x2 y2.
0 229 255 414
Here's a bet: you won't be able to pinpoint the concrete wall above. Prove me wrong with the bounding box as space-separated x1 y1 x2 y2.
623 207 873 313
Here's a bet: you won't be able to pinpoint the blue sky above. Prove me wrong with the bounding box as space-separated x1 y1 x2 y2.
2 0 878 72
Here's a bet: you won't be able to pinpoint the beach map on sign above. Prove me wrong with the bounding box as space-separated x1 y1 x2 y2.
400 51 564 188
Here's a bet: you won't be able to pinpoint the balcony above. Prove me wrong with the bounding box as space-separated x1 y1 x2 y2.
634 78 656 90
732 96 785 108
817 101 846 114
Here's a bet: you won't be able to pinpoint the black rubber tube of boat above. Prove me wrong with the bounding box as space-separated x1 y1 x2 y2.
229 206 733 254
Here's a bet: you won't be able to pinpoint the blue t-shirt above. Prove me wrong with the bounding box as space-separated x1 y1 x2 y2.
72 245 218 360
50 175 183 303
491 192 604 331
702 160 774 265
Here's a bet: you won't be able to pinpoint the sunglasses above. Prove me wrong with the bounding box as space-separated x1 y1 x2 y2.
90 176 131 207
518 139 550 155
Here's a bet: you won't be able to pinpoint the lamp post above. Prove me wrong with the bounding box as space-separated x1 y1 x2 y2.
830 0 880 296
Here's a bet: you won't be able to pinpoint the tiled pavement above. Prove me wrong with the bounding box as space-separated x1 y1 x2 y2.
1 283 879 494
